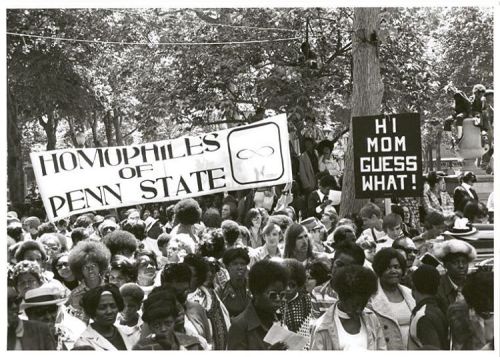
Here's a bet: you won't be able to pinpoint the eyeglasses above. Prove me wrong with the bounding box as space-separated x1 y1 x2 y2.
27 305 58 317
267 291 287 301
102 227 116 233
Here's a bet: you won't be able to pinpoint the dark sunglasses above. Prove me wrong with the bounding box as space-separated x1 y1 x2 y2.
267 291 287 301
56 262 69 269
26 305 58 316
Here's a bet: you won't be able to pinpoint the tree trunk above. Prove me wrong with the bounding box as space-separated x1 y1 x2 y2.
112 109 124 146
103 110 115 146
41 112 58 151
90 111 101 147
7 88 26 206
67 116 78 147
340 8 384 217
435 131 442 172
427 145 434 172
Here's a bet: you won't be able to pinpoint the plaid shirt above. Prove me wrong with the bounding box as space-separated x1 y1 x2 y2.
423 185 455 218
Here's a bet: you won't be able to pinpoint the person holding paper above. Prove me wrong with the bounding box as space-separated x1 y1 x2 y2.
280 259 312 333
310 265 385 350
307 174 337 219
227 260 289 350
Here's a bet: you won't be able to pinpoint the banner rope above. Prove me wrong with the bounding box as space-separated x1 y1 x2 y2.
7 32 301 46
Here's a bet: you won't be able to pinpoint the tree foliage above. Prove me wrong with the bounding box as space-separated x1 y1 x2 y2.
6 7 494 206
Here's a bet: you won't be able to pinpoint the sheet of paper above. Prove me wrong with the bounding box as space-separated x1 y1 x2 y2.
328 190 342 205
263 322 308 350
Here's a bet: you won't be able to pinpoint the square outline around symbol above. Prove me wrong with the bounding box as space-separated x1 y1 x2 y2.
227 122 285 185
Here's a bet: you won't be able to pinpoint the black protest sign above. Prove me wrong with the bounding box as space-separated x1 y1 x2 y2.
352 113 423 198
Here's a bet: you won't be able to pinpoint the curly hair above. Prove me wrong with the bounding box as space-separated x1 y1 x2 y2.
160 262 192 286
141 287 179 324
331 265 378 300
109 255 138 282
74 215 93 228
68 240 111 281
122 221 146 241
119 283 145 305
248 259 289 295
221 220 241 246
282 258 306 288
102 230 138 257
80 284 124 318
202 208 222 229
11 260 44 286
372 248 407 277
14 240 47 262
70 227 89 247
37 222 57 235
222 247 250 266
198 229 225 259
462 271 493 314
360 202 382 219
174 198 201 225
183 254 210 288
333 240 365 266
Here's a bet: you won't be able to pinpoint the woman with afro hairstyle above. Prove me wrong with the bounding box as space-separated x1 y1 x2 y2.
310 265 385 350
368 248 415 350
102 230 138 260
170 198 202 246
66 240 111 323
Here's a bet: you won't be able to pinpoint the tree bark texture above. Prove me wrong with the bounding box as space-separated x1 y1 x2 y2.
7 88 26 206
104 111 115 146
112 109 124 146
340 8 384 217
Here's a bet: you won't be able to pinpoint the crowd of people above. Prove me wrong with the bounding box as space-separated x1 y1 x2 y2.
6 132 494 351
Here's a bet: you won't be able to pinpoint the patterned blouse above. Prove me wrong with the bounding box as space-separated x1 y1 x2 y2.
280 290 312 333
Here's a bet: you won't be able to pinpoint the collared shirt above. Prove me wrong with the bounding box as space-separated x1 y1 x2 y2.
216 280 252 318
227 303 273 350
447 276 464 303
310 280 338 319
316 190 326 213
249 244 282 268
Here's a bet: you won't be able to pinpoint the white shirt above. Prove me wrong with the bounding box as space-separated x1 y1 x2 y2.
487 192 494 212
334 307 368 350
461 182 475 199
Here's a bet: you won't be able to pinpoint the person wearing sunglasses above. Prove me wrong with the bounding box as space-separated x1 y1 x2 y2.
227 259 289 350
310 265 385 350
52 252 78 291
280 259 312 333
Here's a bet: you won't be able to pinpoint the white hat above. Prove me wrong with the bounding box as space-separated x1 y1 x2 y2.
433 239 477 262
20 285 66 310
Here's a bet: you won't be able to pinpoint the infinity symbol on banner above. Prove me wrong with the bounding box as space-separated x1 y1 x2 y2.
236 146 275 160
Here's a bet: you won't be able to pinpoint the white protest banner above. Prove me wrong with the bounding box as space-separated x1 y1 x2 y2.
352 113 423 198
30 114 292 220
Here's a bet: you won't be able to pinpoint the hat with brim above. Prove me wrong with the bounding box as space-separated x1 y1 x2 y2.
443 217 477 236
433 239 477 262
300 217 322 231
20 286 66 310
